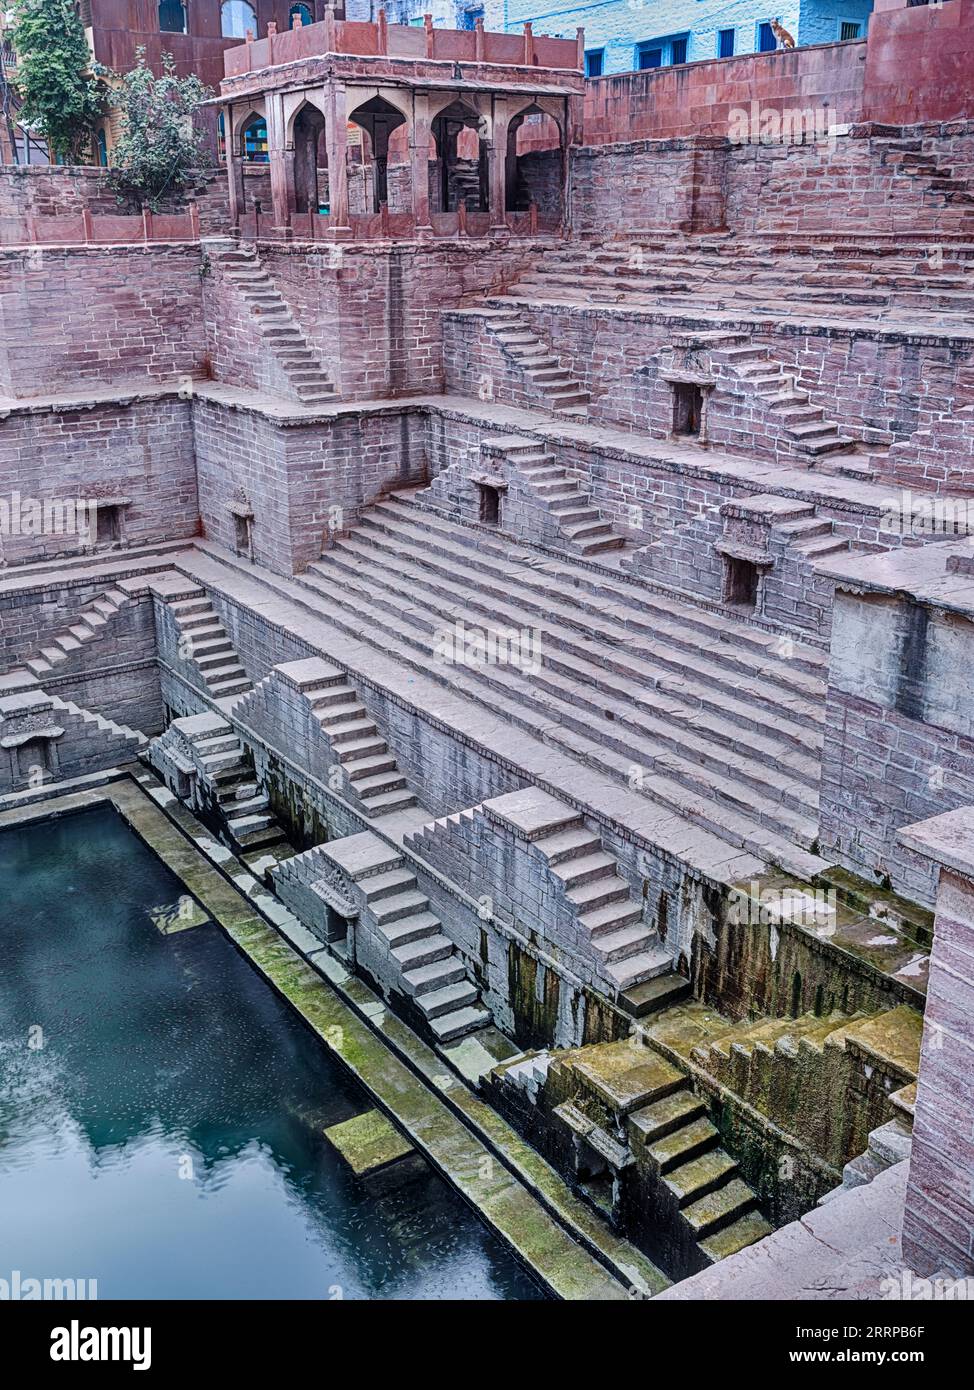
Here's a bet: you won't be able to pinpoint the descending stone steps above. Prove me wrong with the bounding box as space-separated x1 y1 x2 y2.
47 694 147 750
354 853 491 1041
489 435 625 555
322 499 825 755
167 594 253 702
483 310 591 415
316 529 821 840
302 679 419 817
212 244 336 405
350 500 827 725
22 586 135 681
508 234 974 325
296 495 828 877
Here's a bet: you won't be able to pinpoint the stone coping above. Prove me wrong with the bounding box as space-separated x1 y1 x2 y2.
0 770 665 1299
476 294 974 348
816 540 974 620
899 806 974 882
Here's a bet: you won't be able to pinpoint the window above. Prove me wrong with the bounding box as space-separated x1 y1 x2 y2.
758 21 776 52
672 382 703 437
95 505 121 545
478 484 501 527
288 3 313 27
725 555 760 609
96 128 108 166
718 28 735 58
637 35 689 69
234 513 251 556
158 0 187 34
241 115 268 162
585 48 604 78
221 0 256 37
218 111 226 162
461 6 483 29
839 20 861 39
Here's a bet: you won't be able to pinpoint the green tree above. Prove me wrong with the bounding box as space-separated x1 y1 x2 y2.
106 50 211 212
10 0 104 162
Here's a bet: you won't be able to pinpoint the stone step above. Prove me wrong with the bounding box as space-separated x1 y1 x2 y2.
313 537 821 839
429 1003 491 1042
618 971 692 1018
362 868 417 901
362 788 418 815
629 1090 706 1146
329 521 825 755
402 957 467 996
371 888 430 924
380 911 442 948
646 1115 720 1173
683 1177 759 1238
392 933 455 970
417 979 479 1019
699 1209 774 1263
664 1149 738 1207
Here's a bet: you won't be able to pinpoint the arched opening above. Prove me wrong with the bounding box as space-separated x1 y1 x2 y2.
431 100 487 214
505 104 564 218
240 113 268 163
292 104 327 214
348 96 407 213
96 128 108 167
158 0 187 33
289 2 313 26
221 0 257 38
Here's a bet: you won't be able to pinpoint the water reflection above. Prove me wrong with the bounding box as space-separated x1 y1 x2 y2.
0 804 543 1300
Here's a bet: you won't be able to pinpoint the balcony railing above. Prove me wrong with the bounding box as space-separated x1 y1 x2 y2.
224 14 582 80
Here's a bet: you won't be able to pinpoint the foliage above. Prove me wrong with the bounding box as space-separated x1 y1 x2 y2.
9 0 105 162
106 49 211 211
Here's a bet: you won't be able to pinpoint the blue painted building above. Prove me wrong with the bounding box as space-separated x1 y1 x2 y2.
382 0 873 73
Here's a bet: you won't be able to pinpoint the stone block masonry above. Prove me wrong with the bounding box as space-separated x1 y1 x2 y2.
192 397 429 576
0 396 199 566
899 808 974 1275
253 240 556 401
0 246 207 398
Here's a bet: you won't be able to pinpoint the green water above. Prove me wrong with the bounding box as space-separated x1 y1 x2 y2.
0 804 544 1300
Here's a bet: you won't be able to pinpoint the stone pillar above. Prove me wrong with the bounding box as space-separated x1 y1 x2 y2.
489 97 510 234
410 93 433 234
224 103 244 229
326 79 351 236
898 806 974 1275
266 91 291 235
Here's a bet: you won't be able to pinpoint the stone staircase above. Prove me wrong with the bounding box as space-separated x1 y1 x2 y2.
406 792 670 994
211 243 335 405
298 491 829 881
48 693 148 753
161 712 293 863
493 435 625 556
532 1038 772 1272
820 1113 913 1204
20 586 135 682
294 670 419 819
711 340 861 461
281 834 492 1044
167 593 253 702
447 159 483 212
483 309 590 415
361 858 491 1041
627 1075 773 1266
497 236 974 326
